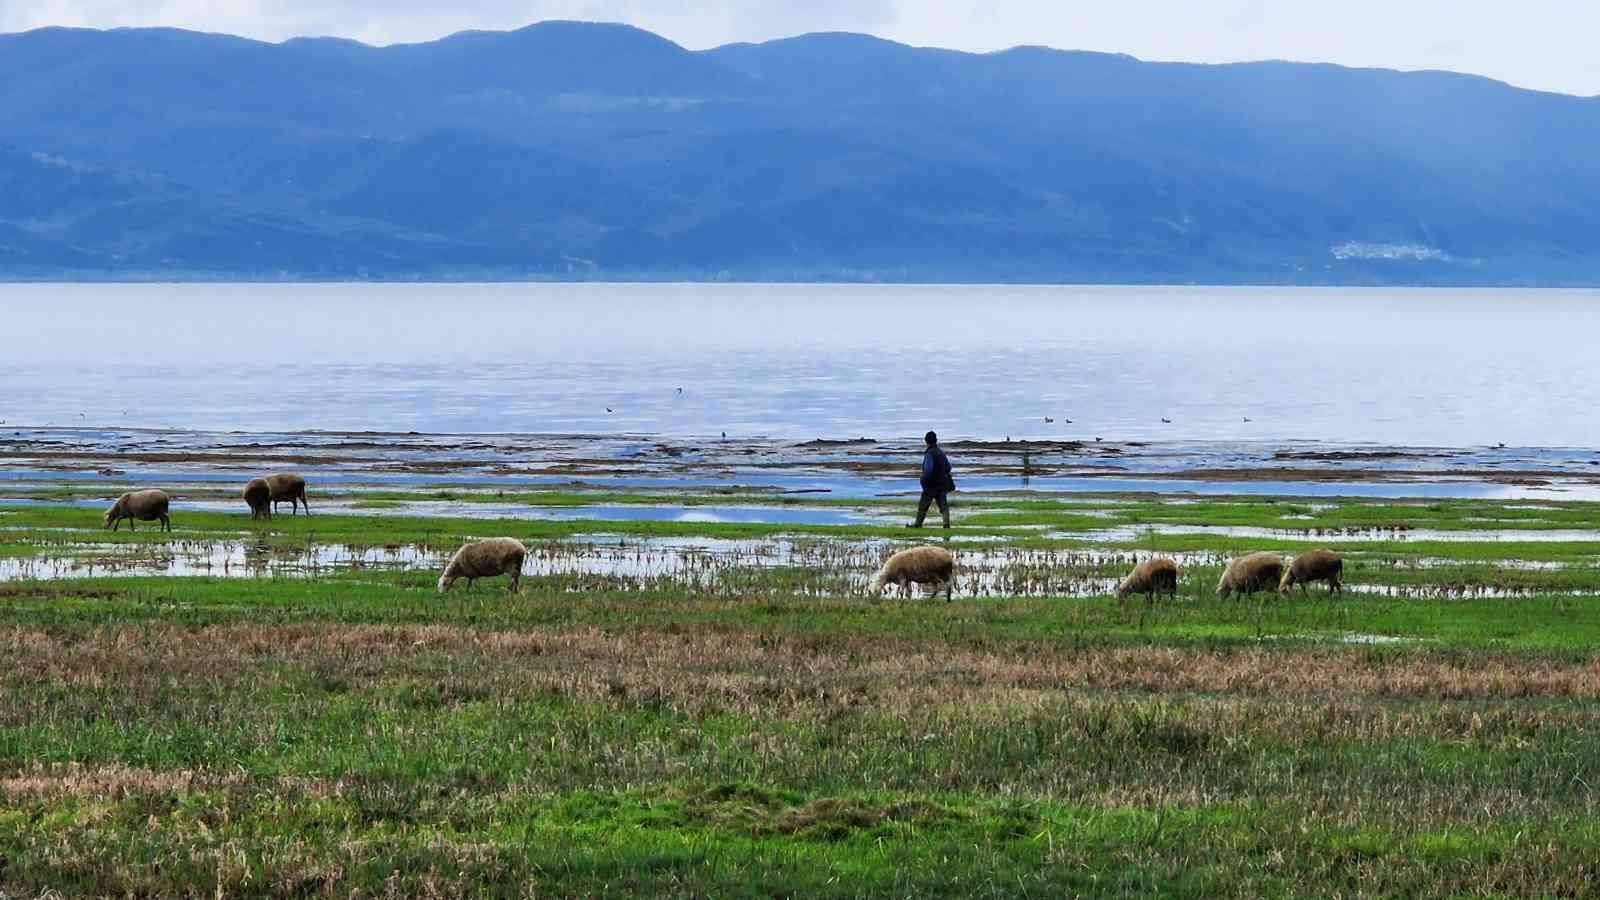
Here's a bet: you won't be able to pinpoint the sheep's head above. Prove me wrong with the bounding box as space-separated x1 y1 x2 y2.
1215 571 1232 598
867 571 886 596
437 572 455 593
102 505 117 529
1115 580 1133 600
1277 570 1295 593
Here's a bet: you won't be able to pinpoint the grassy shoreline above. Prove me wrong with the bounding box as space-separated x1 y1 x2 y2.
2 488 1599 895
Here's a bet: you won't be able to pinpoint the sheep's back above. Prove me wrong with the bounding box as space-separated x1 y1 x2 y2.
1290 550 1342 580
448 538 526 577
265 473 306 498
883 546 954 581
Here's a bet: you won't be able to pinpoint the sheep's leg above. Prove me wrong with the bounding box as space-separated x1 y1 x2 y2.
301 493 310 516
508 571 521 594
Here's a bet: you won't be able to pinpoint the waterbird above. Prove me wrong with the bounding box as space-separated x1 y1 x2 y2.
1242 416 1252 423
1043 416 1054 423
605 407 614 413
676 387 683 395
1095 437 1103 442
1161 418 1172 424
1063 418 1073 424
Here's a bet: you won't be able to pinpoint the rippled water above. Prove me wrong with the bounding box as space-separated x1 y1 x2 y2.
4 283 1598 447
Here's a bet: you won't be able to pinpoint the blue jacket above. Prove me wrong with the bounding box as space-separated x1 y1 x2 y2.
921 446 955 493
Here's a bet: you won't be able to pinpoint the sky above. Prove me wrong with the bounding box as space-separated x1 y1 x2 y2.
2 1 1598 97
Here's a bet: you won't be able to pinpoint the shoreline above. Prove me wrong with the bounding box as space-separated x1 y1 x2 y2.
4 426 1598 501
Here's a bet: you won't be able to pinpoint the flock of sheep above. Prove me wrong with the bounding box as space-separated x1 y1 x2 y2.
99 475 1344 601
865 545 1344 601
102 474 308 532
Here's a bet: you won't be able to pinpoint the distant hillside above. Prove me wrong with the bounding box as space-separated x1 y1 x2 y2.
2 21 1599 283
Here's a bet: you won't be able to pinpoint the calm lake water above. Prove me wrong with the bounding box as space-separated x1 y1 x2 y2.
4 283 1598 447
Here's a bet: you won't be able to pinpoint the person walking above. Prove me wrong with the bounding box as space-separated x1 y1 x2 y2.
909 430 955 528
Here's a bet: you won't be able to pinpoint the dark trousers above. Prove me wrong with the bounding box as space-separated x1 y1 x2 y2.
913 489 950 527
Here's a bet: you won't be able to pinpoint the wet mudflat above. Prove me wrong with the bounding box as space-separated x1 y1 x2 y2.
5 427 1600 500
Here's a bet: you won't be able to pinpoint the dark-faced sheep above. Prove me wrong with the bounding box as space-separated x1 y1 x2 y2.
1216 552 1284 598
243 478 272 520
868 545 955 601
1280 549 1343 594
438 537 527 593
266 472 309 516
1117 557 1178 602
103 489 171 532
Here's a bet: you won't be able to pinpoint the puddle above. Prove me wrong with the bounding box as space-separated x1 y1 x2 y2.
0 540 433 580
1342 583 1600 599
0 533 1202 598
1049 524 1600 543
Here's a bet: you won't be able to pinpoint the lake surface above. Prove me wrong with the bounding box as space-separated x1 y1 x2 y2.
4 283 1598 447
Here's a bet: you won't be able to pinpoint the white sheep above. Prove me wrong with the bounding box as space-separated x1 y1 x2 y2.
868 545 955 601
1117 557 1178 602
1216 552 1284 598
438 537 527 593
103 489 171 532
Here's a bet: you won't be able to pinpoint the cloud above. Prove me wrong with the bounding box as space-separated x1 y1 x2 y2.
1 0 1595 95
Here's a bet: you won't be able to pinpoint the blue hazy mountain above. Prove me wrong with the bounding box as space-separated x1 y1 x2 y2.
2 21 1598 282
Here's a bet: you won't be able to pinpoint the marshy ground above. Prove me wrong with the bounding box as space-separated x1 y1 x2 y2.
3 437 1600 896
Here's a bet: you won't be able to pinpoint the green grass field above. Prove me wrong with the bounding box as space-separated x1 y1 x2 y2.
2 491 1599 896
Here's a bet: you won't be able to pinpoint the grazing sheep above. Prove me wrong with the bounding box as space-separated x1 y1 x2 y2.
243 478 272 520
103 489 171 532
438 537 527 593
1117 557 1179 602
265 473 309 516
1280 549 1343 594
868 545 955 601
1216 552 1284 598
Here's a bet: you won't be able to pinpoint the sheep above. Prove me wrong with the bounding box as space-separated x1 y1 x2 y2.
103 489 171 532
1117 557 1178 602
438 537 527 593
265 473 309 516
1216 552 1284 598
1280 549 1343 594
243 478 272 520
867 545 955 601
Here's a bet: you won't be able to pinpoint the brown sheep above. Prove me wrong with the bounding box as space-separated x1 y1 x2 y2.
103 489 171 532
1117 557 1178 602
1280 549 1343 594
1216 552 1284 598
243 478 272 520
868 545 955 601
438 537 527 593
265 473 309 516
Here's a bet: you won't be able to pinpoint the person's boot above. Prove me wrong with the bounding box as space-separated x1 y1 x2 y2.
907 507 927 528
941 509 951 529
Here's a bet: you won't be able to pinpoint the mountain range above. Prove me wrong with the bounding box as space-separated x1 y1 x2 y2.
3 20 1599 283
